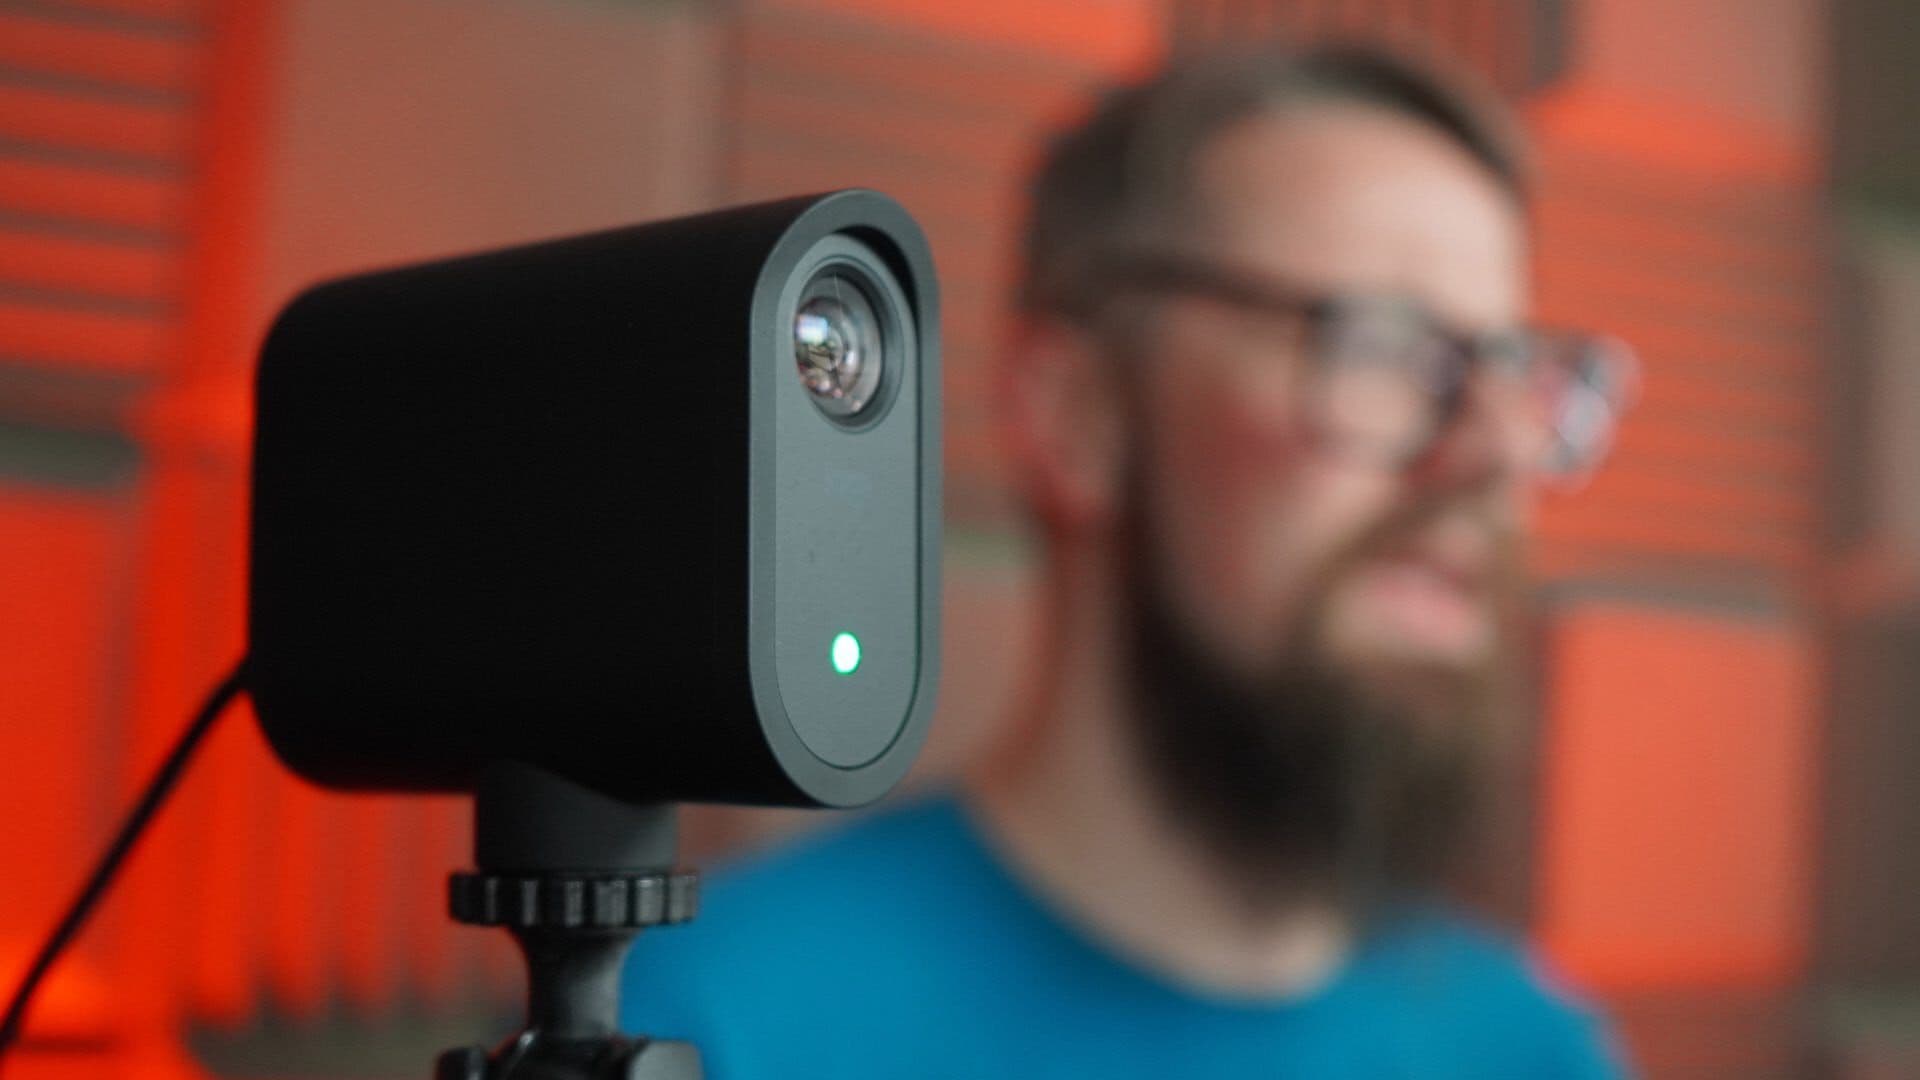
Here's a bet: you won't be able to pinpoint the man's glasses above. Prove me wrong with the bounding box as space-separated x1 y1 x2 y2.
1094 251 1640 485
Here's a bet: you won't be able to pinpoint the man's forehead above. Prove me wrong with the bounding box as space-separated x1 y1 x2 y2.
1187 101 1527 328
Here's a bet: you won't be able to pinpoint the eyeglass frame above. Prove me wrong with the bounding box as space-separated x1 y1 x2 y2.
1062 248 1640 486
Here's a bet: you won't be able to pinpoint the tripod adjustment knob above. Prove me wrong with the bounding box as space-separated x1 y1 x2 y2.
449 871 699 930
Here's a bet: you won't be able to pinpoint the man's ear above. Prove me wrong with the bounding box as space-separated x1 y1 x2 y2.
998 315 1128 532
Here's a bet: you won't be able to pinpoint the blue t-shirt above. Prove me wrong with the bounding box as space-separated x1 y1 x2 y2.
621 795 1626 1079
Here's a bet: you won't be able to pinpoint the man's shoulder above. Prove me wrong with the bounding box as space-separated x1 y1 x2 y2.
1367 899 1589 1006
695 792 976 928
623 792 977 983
1355 905 1624 1074
619 793 988 1063
619 813 1628 1077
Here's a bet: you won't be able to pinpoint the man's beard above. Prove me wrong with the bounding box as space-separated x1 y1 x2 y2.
1118 462 1515 922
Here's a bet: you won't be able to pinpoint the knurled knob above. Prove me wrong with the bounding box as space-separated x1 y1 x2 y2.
448 871 699 929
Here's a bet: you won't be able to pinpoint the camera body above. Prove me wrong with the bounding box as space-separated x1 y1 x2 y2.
248 190 940 809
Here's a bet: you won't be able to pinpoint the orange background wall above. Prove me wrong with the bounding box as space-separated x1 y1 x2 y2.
0 1 1843 1077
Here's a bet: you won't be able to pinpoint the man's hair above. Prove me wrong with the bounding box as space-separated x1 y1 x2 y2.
1019 43 1528 319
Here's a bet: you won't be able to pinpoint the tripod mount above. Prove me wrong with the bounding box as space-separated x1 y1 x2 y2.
436 763 703 1080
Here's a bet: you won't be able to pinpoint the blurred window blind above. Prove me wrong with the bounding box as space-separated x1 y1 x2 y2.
1168 0 1574 98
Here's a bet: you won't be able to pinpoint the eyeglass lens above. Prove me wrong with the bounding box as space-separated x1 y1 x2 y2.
1309 301 1635 480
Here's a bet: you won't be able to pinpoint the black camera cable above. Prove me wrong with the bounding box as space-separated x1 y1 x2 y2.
0 657 250 1066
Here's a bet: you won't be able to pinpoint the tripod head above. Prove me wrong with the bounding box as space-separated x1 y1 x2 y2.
437 762 701 1080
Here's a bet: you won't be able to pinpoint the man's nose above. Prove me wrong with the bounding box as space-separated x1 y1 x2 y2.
1406 371 1536 503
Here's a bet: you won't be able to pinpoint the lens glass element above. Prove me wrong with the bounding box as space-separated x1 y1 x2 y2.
795 278 884 419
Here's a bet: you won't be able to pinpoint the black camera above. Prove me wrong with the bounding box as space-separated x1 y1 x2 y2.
0 191 943 1080
247 189 941 810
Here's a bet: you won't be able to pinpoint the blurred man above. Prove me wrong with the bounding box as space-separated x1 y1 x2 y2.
623 44 1635 1078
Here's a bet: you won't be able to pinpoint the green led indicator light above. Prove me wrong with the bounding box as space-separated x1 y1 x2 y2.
831 631 862 676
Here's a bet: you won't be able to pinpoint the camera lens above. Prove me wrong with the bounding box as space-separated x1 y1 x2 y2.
794 276 884 419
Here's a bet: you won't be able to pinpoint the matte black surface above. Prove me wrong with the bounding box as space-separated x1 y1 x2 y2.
247 190 940 808
474 762 678 873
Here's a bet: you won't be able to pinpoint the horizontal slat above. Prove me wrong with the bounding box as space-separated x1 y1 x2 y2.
1612 419 1813 485
1538 326 1815 394
24 0 201 28
1604 328 1815 388
739 14 1097 122
0 155 180 232
1638 368 1814 435
0 13 196 93
1537 262 1817 343
732 127 1011 208
1547 406 1820 569
0 225 176 300
1627 395 1814 452
738 85 1039 180
1534 203 1819 295
1578 465 1811 529
1536 266 1815 342
0 80 188 161
0 298 171 369
1537 171 1819 255
1535 500 1806 570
